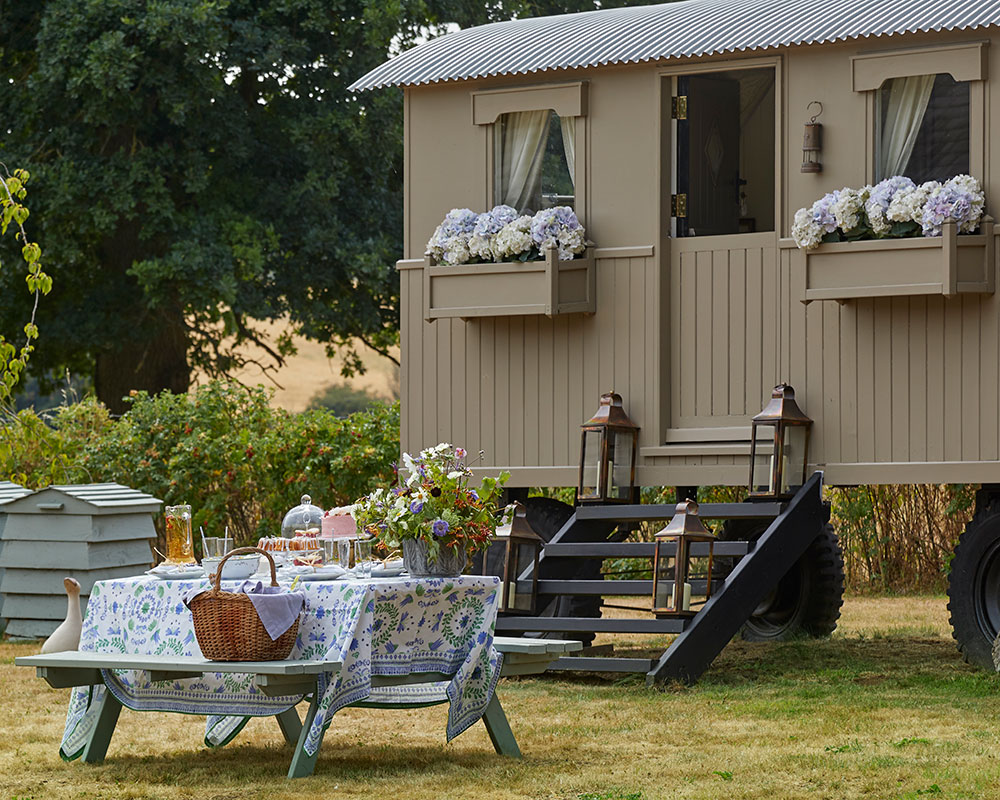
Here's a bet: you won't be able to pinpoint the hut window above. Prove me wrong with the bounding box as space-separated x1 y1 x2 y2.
674 67 775 237
495 109 575 214
876 74 969 183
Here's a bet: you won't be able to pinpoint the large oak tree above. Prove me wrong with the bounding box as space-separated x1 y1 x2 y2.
0 0 639 412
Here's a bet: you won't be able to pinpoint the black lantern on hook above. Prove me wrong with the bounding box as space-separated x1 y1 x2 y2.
801 101 823 174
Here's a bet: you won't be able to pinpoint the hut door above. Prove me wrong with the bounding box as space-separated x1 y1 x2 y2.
676 75 741 237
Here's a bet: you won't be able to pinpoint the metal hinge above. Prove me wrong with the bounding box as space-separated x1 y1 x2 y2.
671 193 688 218
671 95 688 120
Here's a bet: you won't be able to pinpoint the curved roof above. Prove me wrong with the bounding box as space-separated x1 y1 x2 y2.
349 0 1000 91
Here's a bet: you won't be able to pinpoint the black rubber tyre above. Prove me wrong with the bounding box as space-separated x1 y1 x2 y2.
721 520 845 641
947 495 1000 670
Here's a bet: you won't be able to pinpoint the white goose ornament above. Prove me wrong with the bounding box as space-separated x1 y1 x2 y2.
41 577 82 654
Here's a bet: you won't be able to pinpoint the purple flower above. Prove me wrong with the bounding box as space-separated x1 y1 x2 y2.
456 447 467 459
469 490 479 501
409 500 424 514
432 519 450 537
472 205 518 238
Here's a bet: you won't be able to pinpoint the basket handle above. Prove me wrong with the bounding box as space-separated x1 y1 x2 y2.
211 546 278 593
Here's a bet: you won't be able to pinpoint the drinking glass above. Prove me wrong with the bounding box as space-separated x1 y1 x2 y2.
354 538 373 579
321 538 339 566
203 537 233 558
164 505 195 565
338 538 355 571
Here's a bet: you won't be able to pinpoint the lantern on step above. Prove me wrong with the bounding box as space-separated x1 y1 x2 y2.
578 391 640 504
489 501 543 614
749 383 813 499
652 500 716 617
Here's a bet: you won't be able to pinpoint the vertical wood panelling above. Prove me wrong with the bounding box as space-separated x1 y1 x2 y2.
745 248 764 414
438 317 452 443
982 295 999 462
479 318 495 465
695 251 713 416
494 319 511 465
821 301 841 466
855 300 875 463
925 299 945 462
908 298 927 463
509 317 525 467
890 297 909 463
839 302 858 465
961 295 981 462
524 317 539 466
729 249 746 416
943 299 963 462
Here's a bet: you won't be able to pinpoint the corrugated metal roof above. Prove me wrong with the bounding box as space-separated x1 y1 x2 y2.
349 0 1000 91
0 481 29 506
49 483 161 508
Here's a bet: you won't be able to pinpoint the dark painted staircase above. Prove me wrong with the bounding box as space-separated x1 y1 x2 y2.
493 473 828 684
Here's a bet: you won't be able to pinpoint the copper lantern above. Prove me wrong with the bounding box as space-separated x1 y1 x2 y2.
652 500 716 617
749 384 813 499
488 502 543 614
578 391 640 504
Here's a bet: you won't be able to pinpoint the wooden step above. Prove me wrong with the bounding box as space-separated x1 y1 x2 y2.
495 616 686 634
547 656 654 673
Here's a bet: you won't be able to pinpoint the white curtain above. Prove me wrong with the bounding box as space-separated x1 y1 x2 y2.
500 110 549 212
878 75 935 179
560 116 576 189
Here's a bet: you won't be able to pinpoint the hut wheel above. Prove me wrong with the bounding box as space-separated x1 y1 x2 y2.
719 520 844 641
947 491 1000 670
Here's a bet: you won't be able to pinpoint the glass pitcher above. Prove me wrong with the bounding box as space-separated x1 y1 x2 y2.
164 504 196 565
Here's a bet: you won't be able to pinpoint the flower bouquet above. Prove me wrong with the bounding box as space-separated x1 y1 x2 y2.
353 444 512 576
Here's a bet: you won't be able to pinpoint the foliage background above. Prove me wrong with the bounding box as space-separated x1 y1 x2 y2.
0 381 399 552
0 387 977 592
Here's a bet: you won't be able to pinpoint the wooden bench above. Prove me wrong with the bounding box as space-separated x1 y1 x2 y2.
16 635 581 778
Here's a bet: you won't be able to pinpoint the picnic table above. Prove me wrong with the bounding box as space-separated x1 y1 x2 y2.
16 572 578 777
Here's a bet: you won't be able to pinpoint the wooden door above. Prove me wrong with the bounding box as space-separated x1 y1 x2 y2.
677 76 741 237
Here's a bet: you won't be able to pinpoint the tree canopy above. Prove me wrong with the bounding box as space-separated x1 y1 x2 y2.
0 0 643 413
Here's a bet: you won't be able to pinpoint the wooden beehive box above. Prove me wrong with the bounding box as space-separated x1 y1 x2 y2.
0 483 161 638
0 481 31 625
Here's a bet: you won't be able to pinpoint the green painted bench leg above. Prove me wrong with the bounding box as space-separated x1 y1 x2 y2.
82 689 123 764
481 693 521 758
276 706 303 747
287 691 326 779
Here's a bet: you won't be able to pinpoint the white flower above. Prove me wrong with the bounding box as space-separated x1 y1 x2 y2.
888 181 940 225
791 207 823 250
493 216 534 260
831 187 864 232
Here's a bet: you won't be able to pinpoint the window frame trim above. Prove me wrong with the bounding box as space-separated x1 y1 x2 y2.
472 81 588 221
854 42 988 185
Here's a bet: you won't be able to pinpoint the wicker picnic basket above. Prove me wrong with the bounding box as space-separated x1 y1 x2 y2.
189 546 300 661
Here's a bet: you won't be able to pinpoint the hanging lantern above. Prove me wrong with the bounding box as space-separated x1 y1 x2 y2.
652 500 716 617
801 101 823 174
487 501 543 614
578 391 640 504
749 384 813 500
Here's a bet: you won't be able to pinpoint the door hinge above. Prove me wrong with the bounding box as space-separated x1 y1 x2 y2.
671 95 688 120
671 193 688 218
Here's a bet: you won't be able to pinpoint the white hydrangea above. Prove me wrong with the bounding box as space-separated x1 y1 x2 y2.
791 207 821 250
831 186 865 232
887 181 940 225
492 216 534 260
945 174 986 232
468 233 493 261
557 226 587 260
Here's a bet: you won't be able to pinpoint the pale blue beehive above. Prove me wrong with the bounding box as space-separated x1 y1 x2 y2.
0 483 161 638
0 481 31 625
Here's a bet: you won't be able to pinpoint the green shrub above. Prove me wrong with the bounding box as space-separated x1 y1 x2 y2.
0 381 400 551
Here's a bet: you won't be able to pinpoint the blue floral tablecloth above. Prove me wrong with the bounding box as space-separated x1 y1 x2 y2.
61 574 503 759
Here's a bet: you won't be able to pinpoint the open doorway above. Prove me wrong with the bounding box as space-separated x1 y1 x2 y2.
674 67 775 237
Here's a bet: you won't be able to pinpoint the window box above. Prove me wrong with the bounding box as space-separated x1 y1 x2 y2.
423 246 595 321
784 219 995 303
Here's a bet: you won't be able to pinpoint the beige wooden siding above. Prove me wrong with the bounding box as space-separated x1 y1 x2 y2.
669 232 780 432
399 250 659 484
779 248 1000 483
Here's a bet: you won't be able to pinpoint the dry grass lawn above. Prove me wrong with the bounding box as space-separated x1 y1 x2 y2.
2 594 999 800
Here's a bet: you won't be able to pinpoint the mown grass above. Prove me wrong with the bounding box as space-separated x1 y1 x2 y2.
2 595 999 800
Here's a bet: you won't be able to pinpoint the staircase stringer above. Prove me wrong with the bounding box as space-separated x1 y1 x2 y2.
646 472 828 686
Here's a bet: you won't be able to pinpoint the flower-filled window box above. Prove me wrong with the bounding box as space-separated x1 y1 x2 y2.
788 175 996 303
422 205 596 321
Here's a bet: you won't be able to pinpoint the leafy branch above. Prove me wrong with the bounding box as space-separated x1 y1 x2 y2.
0 164 51 402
